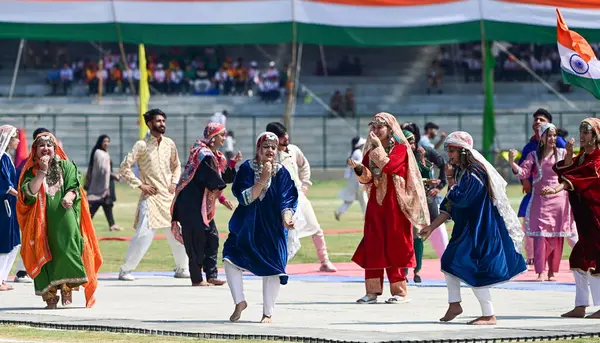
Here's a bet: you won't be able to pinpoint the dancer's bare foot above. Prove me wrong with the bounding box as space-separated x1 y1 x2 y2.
440 302 463 322
192 281 212 287
585 309 600 319
229 301 247 322
468 316 497 325
260 315 273 324
561 306 586 318
535 273 545 282
547 276 557 282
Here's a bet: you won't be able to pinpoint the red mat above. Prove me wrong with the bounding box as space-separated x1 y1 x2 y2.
281 260 575 283
98 229 363 241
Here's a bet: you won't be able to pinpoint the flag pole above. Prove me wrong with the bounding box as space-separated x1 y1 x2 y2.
479 2 495 162
283 0 297 135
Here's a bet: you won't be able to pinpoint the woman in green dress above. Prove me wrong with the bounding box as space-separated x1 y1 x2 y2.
17 133 102 309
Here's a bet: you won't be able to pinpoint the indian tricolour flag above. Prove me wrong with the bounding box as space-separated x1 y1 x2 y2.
557 8 600 100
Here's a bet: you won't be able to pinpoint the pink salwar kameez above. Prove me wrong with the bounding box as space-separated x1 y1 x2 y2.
516 148 577 275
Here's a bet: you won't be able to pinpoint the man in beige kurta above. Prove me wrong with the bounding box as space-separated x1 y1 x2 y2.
266 122 337 272
118 109 189 281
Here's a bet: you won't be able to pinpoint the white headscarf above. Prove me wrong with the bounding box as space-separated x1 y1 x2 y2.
444 131 524 251
538 123 556 138
0 125 17 154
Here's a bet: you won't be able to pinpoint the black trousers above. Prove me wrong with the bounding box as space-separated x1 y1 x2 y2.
89 201 116 227
181 220 219 283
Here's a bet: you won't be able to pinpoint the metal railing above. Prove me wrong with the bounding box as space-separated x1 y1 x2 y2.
0 111 593 169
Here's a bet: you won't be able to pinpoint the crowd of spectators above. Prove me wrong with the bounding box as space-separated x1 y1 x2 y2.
29 43 290 102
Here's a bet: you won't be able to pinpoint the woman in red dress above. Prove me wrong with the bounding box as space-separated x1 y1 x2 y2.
548 117 600 319
348 112 429 304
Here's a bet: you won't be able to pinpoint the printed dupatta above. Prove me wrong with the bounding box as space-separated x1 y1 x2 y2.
170 140 227 244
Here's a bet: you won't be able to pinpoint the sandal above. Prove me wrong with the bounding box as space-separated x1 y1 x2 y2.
385 295 411 304
356 295 377 304
45 297 59 310
61 288 73 306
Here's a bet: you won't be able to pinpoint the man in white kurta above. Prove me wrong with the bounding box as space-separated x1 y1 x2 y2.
266 122 337 272
118 109 189 281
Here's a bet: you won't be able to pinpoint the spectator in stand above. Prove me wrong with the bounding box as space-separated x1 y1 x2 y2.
59 63 73 95
259 62 280 102
107 66 122 94
169 65 183 94
215 64 232 95
85 63 98 95
247 61 260 96
194 61 212 94
152 64 166 93
344 88 355 117
419 122 447 151
233 59 248 95
329 90 343 117
182 65 194 94
427 61 443 95
47 65 61 95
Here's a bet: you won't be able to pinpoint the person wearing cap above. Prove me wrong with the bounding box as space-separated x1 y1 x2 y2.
335 137 368 220
171 123 242 287
508 123 576 282
266 122 337 272
515 109 567 266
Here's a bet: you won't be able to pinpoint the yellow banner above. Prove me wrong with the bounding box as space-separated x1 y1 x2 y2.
138 44 150 140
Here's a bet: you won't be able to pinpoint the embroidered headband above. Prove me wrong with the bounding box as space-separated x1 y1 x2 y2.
538 123 556 138
256 132 279 150
203 122 226 141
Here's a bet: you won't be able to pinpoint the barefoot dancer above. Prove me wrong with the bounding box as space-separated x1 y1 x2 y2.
171 123 241 286
350 112 429 305
223 132 298 323
550 118 600 319
17 133 102 309
509 123 577 282
266 122 337 272
420 131 526 325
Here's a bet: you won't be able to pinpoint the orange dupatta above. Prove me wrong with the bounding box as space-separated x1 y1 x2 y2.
16 133 102 308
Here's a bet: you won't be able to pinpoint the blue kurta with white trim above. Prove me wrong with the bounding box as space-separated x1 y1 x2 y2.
440 166 526 287
223 160 298 285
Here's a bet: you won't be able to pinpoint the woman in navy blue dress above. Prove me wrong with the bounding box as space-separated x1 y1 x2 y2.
420 131 526 325
0 125 21 291
223 132 298 324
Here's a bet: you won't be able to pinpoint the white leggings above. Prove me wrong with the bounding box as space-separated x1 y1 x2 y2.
445 273 494 316
573 270 600 307
429 224 449 258
224 260 281 317
0 245 20 282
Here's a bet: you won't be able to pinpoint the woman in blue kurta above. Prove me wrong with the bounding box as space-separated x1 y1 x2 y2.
0 125 21 291
420 131 526 326
223 132 298 324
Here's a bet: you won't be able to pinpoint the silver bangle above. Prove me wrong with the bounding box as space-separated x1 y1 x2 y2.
38 169 48 175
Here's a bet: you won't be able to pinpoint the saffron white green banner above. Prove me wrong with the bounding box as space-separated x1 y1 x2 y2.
557 8 600 100
1 0 600 46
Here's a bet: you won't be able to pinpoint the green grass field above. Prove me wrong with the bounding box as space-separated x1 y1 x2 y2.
86 180 570 273
0 325 597 343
